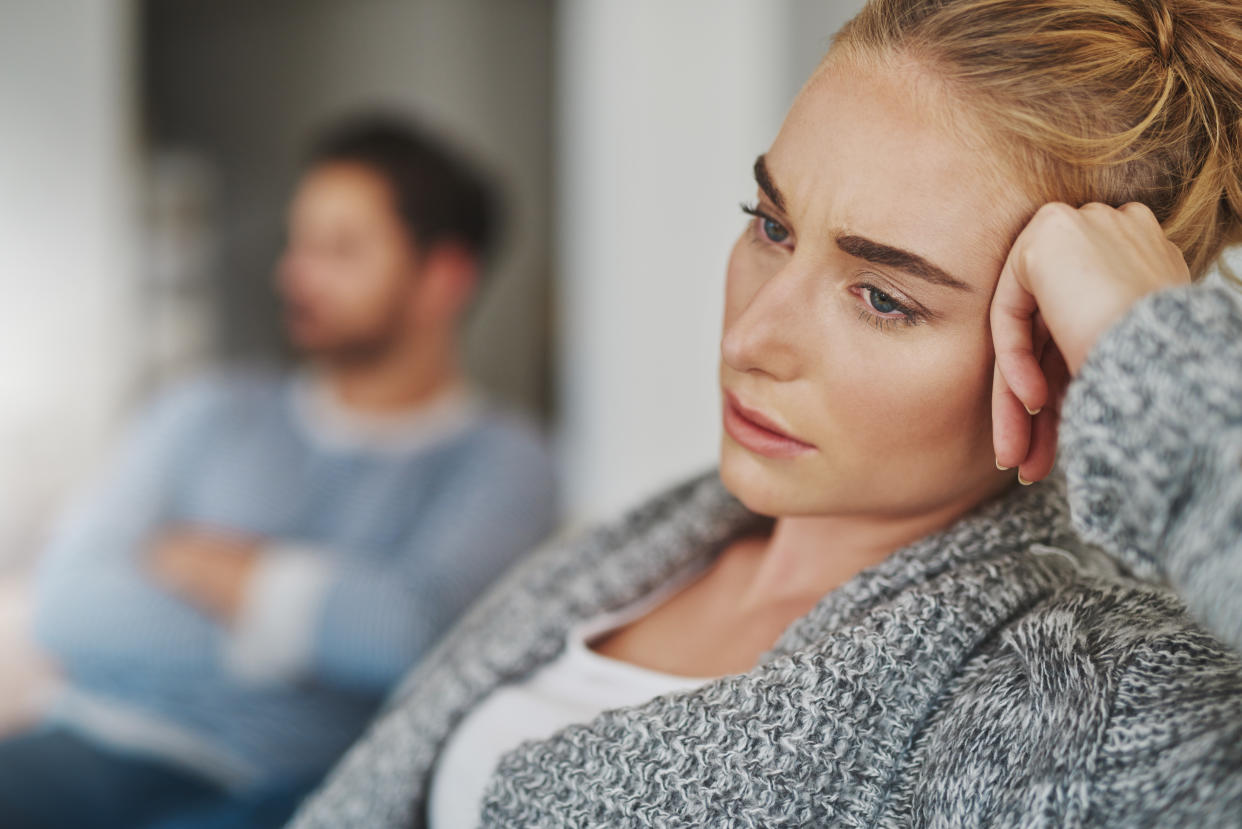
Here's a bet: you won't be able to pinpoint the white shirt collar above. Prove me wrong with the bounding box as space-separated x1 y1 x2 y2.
290 369 484 453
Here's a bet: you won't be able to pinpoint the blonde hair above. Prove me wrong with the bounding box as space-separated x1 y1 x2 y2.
835 0 1242 279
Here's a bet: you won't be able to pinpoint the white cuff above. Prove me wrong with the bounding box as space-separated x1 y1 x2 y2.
221 544 333 685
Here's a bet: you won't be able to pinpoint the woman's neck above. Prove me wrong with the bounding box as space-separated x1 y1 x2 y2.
739 478 1015 611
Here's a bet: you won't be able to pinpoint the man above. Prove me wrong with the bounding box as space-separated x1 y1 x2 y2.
0 116 558 828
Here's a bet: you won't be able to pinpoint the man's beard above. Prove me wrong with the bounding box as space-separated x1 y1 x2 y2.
293 307 410 368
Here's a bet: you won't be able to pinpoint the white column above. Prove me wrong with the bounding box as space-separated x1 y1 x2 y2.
555 0 835 521
0 0 139 564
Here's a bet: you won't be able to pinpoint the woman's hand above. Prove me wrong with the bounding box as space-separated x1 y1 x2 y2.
990 201 1191 483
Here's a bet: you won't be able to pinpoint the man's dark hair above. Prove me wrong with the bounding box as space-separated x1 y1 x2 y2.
308 113 501 264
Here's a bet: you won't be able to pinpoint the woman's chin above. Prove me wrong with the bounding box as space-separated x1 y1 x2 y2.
719 443 811 518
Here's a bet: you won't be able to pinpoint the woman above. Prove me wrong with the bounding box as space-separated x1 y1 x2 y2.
291 0 1242 825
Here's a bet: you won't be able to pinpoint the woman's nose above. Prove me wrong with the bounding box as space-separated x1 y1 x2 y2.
720 266 806 382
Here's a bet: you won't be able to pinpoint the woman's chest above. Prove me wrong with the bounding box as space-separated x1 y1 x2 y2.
590 540 823 677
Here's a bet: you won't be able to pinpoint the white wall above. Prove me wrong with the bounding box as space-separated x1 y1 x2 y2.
0 1 139 566
555 0 865 521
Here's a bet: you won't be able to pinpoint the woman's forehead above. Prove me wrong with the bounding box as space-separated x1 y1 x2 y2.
766 55 1029 286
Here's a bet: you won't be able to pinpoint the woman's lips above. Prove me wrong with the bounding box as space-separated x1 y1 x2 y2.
722 392 816 459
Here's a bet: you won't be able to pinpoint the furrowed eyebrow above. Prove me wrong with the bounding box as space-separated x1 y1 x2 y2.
753 153 972 292
753 155 786 212
836 234 974 292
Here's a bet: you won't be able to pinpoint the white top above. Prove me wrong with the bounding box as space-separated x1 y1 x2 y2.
427 569 714 829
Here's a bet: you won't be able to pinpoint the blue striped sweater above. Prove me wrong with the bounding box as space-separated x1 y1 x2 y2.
31 370 558 790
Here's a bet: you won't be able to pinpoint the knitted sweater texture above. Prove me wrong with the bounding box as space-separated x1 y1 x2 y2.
290 282 1242 827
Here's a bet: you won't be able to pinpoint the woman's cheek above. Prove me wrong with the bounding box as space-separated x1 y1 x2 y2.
723 244 782 328
721 239 753 328
896 336 996 452
832 329 990 453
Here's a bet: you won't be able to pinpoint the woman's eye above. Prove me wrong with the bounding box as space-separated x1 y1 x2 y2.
856 284 921 331
760 217 789 244
740 204 792 248
866 287 901 315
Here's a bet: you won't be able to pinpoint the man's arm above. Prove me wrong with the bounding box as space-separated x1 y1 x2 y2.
159 425 559 691
32 377 224 671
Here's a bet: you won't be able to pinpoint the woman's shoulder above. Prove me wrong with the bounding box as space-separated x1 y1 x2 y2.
1002 558 1242 698
899 565 1242 824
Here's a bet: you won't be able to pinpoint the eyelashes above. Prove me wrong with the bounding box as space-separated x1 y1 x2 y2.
740 202 791 246
855 285 921 329
739 203 924 332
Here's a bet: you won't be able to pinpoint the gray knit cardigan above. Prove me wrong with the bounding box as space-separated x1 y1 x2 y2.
290 283 1242 828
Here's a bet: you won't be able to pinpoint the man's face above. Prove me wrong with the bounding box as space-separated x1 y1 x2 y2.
277 161 421 359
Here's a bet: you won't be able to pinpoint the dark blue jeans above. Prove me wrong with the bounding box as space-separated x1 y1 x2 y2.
0 727 310 829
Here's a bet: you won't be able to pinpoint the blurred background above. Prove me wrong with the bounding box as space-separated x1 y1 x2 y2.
0 0 866 570
8 5 1242 820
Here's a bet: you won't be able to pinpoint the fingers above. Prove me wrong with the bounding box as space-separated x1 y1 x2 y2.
990 255 1048 416
990 260 1068 481
1117 200 1161 227
1017 342 1069 484
992 359 1031 470
1118 202 1192 285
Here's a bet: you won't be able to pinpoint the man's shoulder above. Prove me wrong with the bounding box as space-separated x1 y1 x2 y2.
457 404 554 468
150 364 286 413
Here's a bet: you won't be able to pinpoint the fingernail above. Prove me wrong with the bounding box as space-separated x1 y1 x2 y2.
1017 473 1034 486
995 458 1011 471
1024 405 1042 416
